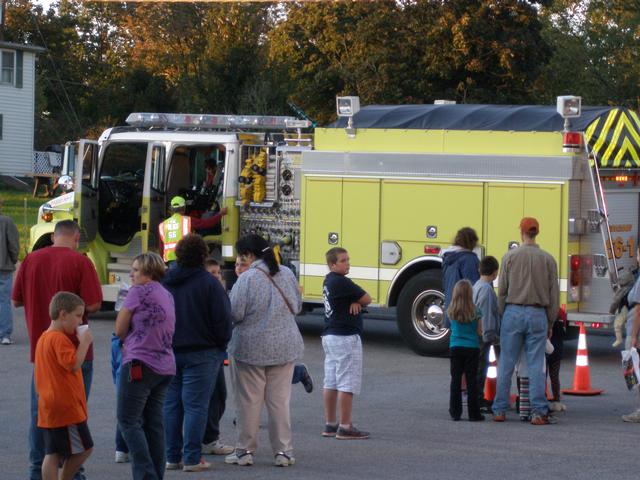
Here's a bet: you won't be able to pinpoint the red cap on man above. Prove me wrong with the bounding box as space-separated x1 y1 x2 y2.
519 217 539 235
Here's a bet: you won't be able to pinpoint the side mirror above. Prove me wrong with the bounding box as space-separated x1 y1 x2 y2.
58 175 74 192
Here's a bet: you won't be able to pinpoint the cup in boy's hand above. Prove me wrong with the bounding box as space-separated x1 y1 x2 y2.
76 324 93 345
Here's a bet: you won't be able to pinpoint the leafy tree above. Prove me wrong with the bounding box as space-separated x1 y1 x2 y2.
269 1 552 124
404 0 552 104
536 0 640 109
119 2 282 114
269 1 410 124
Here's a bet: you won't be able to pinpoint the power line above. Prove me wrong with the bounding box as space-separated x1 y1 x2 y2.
29 9 83 132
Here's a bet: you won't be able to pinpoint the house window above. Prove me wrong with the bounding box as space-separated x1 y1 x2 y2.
1 51 15 85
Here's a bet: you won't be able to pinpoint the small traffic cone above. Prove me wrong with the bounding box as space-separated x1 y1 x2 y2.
484 345 497 401
562 323 603 396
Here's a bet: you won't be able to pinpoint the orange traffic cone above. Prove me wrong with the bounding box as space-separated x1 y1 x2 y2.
562 323 603 396
484 345 497 401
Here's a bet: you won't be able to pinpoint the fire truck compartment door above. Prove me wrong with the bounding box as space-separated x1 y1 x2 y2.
486 184 525 261
580 190 639 313
486 183 562 263
380 181 483 243
302 177 342 297
341 179 380 303
302 177 381 301
523 184 562 261
75 139 99 245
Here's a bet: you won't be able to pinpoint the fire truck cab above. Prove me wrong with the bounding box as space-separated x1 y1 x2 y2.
30 113 310 302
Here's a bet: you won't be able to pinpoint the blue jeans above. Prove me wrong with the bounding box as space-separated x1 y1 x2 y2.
0 271 13 338
118 362 173 480
164 349 224 466
203 366 227 444
29 360 93 480
493 305 548 416
115 426 128 453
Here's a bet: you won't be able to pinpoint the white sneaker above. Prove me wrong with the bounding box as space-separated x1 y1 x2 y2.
225 450 254 466
114 451 129 463
274 452 295 467
202 439 234 455
183 459 211 472
549 401 567 412
1 337 13 345
622 409 640 423
165 461 183 470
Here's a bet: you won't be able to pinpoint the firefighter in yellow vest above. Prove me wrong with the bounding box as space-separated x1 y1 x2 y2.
158 196 227 262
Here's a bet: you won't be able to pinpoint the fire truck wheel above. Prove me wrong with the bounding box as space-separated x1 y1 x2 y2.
396 270 449 356
32 234 54 251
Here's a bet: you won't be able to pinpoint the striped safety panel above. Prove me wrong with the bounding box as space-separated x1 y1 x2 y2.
585 108 640 168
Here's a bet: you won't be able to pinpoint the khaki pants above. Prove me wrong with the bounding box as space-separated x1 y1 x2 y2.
230 359 295 454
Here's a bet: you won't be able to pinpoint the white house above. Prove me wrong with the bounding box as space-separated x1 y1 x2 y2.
0 41 45 176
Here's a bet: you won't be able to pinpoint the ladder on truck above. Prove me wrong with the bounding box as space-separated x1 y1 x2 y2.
585 143 620 287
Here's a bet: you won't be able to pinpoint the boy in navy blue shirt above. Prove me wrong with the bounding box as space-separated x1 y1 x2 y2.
322 247 371 440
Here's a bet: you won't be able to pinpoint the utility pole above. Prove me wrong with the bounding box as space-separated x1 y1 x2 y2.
0 0 5 41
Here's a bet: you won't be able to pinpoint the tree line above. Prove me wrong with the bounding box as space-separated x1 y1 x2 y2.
3 0 639 147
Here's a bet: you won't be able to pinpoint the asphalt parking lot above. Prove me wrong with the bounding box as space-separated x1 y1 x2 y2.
1 307 638 480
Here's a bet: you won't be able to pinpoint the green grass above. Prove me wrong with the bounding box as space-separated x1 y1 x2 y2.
0 182 46 259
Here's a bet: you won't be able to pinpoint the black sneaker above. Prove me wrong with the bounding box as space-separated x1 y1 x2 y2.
336 426 370 440
322 423 338 437
299 363 314 393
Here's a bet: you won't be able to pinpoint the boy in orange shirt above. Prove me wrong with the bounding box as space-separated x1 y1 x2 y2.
35 292 94 480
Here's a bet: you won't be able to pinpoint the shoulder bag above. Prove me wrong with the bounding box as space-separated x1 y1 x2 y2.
256 268 298 315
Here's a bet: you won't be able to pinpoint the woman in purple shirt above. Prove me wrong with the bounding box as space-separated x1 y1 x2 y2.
116 252 176 480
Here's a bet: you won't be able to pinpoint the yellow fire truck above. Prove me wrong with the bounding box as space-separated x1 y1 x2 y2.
30 97 640 355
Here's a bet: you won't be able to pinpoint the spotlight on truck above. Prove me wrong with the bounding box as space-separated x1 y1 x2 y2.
557 95 582 119
336 96 360 137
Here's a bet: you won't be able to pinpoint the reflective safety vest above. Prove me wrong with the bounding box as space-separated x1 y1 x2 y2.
158 213 191 262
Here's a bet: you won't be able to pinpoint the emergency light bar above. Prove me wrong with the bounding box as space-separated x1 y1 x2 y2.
125 112 311 130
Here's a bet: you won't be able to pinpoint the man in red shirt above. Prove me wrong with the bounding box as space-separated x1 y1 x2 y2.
13 220 102 480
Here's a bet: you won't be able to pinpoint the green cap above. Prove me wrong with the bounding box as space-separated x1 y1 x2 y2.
170 196 186 208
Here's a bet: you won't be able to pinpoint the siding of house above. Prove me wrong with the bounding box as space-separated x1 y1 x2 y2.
0 50 36 176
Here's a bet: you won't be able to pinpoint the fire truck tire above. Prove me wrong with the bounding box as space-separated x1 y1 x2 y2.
32 234 54 251
396 270 449 356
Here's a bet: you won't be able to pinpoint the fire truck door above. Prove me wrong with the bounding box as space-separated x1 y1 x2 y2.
302 177 342 298
342 179 380 303
145 144 166 252
74 140 99 245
